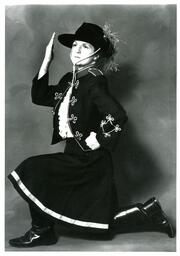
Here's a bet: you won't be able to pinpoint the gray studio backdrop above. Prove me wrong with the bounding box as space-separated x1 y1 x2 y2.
5 4 176 235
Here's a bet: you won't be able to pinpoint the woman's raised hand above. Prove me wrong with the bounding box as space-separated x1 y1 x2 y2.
44 32 56 64
38 32 56 79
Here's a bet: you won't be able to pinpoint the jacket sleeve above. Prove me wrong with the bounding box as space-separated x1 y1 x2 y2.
31 71 58 107
90 76 128 151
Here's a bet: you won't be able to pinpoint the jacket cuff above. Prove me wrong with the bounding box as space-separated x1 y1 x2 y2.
32 71 49 84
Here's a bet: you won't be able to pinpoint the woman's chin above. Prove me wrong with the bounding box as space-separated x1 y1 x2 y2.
71 58 93 66
71 60 81 66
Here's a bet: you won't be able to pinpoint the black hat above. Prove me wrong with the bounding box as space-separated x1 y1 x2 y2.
58 22 114 57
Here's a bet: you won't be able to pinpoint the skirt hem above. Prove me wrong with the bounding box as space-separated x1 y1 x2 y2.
8 170 110 232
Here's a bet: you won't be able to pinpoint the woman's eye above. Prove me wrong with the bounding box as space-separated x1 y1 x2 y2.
72 42 77 47
84 45 89 49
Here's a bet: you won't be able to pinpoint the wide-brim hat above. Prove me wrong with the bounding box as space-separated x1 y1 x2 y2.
58 22 114 57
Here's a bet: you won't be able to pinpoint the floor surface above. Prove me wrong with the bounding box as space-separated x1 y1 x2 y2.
5 213 176 252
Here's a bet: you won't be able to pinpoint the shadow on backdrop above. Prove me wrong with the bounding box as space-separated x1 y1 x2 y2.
106 63 167 207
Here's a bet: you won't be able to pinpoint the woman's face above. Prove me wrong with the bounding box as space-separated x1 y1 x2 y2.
70 40 95 66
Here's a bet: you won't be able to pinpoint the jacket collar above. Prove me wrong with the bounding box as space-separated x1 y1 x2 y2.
75 65 94 79
70 65 103 83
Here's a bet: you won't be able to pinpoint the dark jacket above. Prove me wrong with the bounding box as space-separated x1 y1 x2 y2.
31 67 128 152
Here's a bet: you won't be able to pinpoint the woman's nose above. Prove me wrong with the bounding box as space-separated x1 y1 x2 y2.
76 45 81 53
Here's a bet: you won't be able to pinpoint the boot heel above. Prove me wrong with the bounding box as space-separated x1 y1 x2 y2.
143 197 175 238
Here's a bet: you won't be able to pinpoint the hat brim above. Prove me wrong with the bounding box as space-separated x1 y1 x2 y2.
58 34 75 48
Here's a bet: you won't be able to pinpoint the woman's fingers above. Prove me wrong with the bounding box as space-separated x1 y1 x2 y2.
49 32 56 44
44 32 56 62
49 32 56 46
46 32 56 49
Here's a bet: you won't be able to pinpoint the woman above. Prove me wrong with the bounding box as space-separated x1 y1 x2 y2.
8 22 175 248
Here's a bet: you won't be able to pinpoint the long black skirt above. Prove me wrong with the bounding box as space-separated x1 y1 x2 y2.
8 138 119 234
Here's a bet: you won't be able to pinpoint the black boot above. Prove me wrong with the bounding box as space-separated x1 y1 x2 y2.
142 197 175 238
9 204 58 247
9 224 58 247
112 198 175 238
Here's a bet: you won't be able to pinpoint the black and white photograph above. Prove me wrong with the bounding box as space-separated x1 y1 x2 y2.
4 0 177 252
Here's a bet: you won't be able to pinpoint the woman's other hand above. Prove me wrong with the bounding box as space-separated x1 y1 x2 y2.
85 132 100 150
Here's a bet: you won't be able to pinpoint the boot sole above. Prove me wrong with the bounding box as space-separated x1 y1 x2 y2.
9 239 58 248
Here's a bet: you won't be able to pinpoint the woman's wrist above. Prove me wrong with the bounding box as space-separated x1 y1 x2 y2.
37 59 51 79
38 67 48 79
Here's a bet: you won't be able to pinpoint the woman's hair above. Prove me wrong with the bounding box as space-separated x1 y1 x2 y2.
94 52 119 74
94 23 120 73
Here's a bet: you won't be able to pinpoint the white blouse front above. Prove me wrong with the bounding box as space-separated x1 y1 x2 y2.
58 85 74 138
